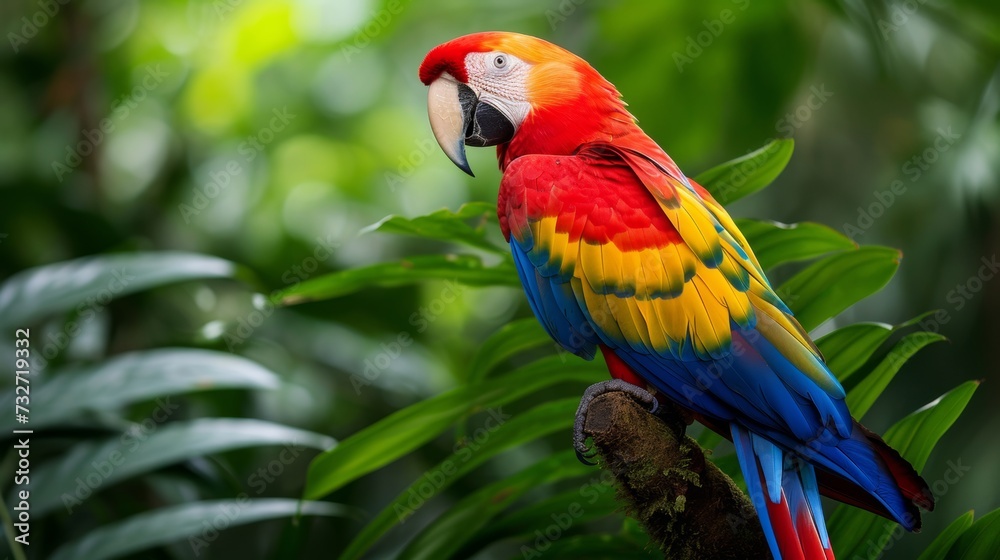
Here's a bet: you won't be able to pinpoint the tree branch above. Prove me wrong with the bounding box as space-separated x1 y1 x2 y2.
582 392 769 559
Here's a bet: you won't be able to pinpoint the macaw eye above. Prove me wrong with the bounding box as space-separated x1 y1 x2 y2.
493 54 508 69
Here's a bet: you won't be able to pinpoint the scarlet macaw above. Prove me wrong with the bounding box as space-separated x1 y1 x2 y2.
419 32 932 559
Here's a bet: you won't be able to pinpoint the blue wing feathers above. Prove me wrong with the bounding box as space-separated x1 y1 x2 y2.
511 240 596 360
798 465 830 547
754 435 785 503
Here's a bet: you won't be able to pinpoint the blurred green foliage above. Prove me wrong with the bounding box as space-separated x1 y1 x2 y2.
0 0 998 558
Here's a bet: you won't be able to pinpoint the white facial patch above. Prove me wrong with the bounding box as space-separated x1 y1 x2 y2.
464 51 532 129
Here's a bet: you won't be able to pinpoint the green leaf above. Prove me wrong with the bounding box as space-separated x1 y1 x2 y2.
947 507 1000 560
49 499 349 560
882 383 980 472
278 254 519 305
736 219 856 271
779 246 901 332
816 322 894 382
694 138 794 205
457 485 620 558
816 312 940 383
0 251 240 330
465 318 553 384
0 349 279 432
29 418 334 516
916 510 975 560
845 331 947 419
362 202 505 253
340 398 580 560
303 356 605 500
828 381 980 558
399 450 593 560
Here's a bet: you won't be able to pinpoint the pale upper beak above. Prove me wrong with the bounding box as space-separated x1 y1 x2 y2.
426 76 516 177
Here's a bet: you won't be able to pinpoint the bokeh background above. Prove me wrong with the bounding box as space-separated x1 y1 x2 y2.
1 0 998 558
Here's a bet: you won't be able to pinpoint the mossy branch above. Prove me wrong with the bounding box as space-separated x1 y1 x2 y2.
582 391 769 559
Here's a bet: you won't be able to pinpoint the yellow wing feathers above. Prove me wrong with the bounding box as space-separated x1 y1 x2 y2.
515 148 828 367
527 203 758 359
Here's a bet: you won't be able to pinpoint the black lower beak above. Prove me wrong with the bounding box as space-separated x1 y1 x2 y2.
457 83 516 149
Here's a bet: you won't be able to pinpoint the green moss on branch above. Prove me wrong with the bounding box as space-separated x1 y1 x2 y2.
582 392 769 559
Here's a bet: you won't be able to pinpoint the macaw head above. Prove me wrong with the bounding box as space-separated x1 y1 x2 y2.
419 32 624 175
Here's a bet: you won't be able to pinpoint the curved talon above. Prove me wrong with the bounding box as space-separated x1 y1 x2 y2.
575 447 597 466
574 418 595 465
573 379 659 465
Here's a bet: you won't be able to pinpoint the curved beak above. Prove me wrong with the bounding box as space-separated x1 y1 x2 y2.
426 77 516 177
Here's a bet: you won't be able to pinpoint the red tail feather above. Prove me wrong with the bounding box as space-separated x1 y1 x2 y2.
793 504 829 559
764 495 807 560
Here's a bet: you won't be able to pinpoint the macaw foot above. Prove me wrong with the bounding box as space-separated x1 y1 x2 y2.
574 379 659 465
